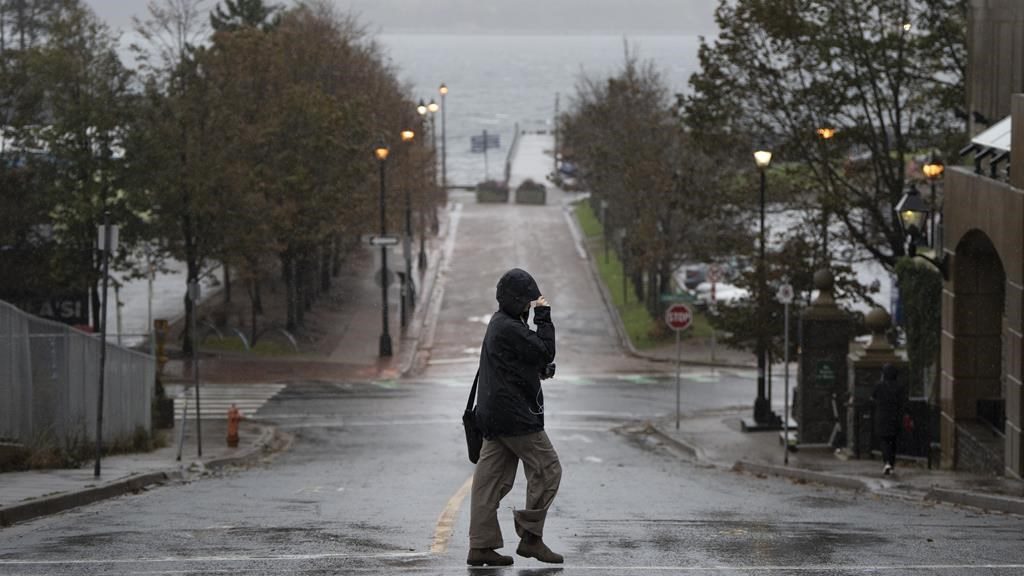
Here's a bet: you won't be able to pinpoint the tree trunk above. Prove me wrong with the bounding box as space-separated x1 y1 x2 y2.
248 279 259 346
332 234 342 277
223 260 232 304
321 243 331 292
295 258 305 327
284 253 297 331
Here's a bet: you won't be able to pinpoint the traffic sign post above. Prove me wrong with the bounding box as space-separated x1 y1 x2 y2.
367 235 399 247
665 303 692 430
777 283 794 464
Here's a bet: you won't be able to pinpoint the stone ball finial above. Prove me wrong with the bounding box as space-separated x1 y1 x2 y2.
865 307 891 333
811 268 836 308
813 269 834 291
865 306 893 353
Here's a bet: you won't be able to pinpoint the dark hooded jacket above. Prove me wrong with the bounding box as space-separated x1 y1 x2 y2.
475 268 556 439
872 364 907 438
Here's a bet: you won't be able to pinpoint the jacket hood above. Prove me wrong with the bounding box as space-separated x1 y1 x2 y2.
496 268 541 317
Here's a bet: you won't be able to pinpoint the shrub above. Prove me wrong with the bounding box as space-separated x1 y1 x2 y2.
476 180 509 203
515 179 546 205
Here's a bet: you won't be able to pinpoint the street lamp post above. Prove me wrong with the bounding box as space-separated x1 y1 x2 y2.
400 130 416 329
817 127 836 263
922 156 945 246
427 99 440 233
417 101 429 271
439 83 448 195
375 143 393 357
896 184 948 279
753 147 776 426
94 211 117 477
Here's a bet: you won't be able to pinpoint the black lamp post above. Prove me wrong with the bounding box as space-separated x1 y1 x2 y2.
375 143 393 357
416 101 429 270
753 146 776 426
817 127 836 263
427 99 440 233
439 83 448 195
400 129 416 328
922 156 945 246
896 184 948 279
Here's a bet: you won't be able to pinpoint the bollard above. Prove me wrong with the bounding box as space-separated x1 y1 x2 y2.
227 404 242 448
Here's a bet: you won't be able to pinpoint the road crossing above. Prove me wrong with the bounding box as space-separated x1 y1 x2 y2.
174 383 287 420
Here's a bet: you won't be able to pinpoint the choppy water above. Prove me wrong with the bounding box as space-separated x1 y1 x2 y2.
379 34 703 186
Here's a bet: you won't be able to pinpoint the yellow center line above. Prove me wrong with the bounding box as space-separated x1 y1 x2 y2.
430 474 473 555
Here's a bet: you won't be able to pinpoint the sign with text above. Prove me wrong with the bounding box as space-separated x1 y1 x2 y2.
15 293 90 326
664 303 693 332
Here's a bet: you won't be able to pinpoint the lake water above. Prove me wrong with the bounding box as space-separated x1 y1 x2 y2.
379 34 703 186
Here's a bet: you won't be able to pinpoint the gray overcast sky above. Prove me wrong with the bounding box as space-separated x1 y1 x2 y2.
85 1 718 35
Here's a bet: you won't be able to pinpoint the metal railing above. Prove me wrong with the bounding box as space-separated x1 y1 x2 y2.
0 299 154 447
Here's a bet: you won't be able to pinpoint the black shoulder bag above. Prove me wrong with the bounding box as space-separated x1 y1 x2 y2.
463 370 483 464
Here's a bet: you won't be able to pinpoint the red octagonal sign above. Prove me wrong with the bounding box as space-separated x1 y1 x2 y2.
665 303 693 332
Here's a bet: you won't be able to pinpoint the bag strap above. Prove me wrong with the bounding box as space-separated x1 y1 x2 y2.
466 370 480 411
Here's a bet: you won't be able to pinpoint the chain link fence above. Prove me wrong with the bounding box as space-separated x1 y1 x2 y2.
0 299 154 448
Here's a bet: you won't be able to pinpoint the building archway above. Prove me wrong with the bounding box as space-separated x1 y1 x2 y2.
943 229 1007 474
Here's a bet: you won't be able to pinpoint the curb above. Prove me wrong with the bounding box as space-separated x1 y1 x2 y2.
202 424 278 472
642 422 706 462
0 470 176 528
925 487 1024 516
0 425 280 528
568 208 753 371
733 460 872 491
404 203 461 377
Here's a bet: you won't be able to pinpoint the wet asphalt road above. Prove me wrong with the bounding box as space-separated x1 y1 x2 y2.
2 195 1023 575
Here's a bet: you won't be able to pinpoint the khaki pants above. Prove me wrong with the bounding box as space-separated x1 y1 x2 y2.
469 431 562 550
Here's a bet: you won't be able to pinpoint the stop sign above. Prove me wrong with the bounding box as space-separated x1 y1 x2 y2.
664 303 692 332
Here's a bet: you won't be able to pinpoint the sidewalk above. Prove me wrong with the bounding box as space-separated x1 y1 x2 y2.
0 420 276 527
1 214 452 528
647 411 1024 516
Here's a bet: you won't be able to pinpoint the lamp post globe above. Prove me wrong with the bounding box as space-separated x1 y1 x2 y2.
417 99 427 117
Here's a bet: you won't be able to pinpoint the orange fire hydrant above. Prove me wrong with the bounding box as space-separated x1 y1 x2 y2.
227 404 243 448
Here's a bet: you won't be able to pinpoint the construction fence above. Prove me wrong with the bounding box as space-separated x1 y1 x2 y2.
0 299 154 448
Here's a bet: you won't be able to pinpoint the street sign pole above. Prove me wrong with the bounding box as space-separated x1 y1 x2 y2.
675 328 681 430
776 282 794 464
784 300 790 465
189 280 202 458
664 302 692 430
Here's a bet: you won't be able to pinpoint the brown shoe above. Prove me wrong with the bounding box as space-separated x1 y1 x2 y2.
467 548 514 566
516 535 564 564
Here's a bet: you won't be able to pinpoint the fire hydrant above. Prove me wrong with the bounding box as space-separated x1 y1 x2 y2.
227 404 243 448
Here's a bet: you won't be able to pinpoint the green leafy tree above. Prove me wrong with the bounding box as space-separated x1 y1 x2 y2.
210 0 279 32
684 0 967 272
32 2 134 328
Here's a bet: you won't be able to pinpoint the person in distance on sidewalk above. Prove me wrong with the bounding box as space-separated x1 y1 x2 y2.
872 363 907 476
467 268 563 567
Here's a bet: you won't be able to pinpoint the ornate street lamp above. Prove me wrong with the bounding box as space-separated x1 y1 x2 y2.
896 184 948 278
375 142 393 357
751 145 778 427
400 129 416 328
817 127 836 262
922 155 944 248
439 83 448 194
427 99 439 233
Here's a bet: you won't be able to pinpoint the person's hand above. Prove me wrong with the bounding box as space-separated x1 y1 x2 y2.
534 296 549 308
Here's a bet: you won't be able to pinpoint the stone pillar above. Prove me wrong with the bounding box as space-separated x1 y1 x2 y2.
846 307 909 458
797 269 853 445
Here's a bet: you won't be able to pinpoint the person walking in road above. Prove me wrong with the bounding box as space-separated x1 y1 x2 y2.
467 268 563 567
872 363 907 476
